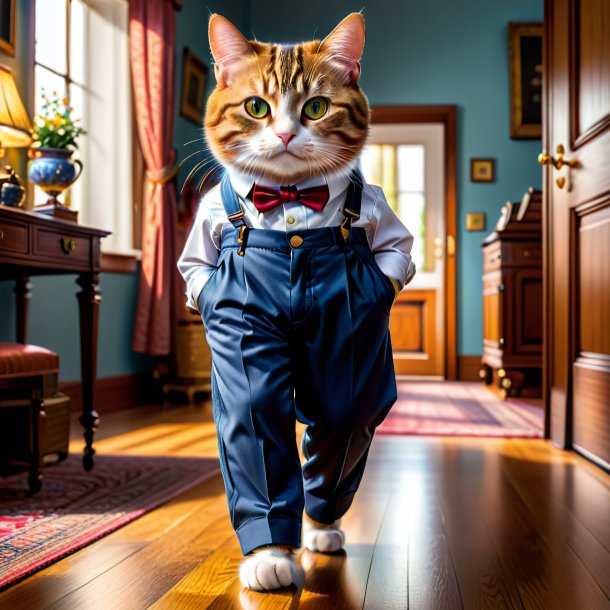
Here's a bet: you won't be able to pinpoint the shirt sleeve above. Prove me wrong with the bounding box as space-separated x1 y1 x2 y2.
369 186 417 287
177 189 222 312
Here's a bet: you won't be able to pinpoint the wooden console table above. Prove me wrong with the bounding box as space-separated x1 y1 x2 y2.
0 205 110 471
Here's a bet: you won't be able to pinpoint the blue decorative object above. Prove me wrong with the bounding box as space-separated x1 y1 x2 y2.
28 147 83 206
1 182 25 207
0 165 25 208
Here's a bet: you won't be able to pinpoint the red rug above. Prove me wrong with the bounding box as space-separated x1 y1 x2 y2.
377 381 544 438
0 453 219 590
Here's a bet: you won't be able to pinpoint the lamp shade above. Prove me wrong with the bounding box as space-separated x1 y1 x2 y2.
0 64 32 148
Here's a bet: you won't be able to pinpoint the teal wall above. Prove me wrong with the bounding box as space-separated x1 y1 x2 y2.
245 0 543 355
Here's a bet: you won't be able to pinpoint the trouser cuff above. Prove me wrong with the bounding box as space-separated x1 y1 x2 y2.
304 491 355 525
236 516 302 556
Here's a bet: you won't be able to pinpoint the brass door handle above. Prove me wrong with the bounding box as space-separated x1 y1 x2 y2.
538 144 578 170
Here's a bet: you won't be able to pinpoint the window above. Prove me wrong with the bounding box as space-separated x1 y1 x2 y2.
360 144 427 271
35 0 134 254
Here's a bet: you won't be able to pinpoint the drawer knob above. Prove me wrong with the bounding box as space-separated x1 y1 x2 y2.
60 238 76 255
523 250 530 257
0 229 3 240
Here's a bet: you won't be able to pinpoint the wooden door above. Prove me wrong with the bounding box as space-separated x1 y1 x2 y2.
367 106 457 379
544 0 610 469
360 123 445 377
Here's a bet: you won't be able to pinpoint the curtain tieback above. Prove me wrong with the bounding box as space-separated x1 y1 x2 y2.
147 164 178 199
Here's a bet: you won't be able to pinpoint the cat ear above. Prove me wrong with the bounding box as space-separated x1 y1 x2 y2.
319 13 365 84
209 14 254 86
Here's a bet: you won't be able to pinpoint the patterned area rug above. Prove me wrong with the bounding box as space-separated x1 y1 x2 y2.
377 381 544 438
0 453 219 590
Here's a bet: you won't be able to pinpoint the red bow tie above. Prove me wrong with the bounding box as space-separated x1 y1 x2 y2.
251 183 330 213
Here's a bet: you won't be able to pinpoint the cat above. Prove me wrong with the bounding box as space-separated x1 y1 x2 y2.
205 13 369 187
178 11 415 593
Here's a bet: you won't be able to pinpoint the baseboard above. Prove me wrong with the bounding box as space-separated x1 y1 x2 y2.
60 374 159 413
458 355 482 381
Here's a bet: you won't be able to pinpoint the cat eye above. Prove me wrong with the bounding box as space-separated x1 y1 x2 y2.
244 97 270 119
302 97 328 120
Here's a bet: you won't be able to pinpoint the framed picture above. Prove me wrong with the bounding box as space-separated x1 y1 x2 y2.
509 22 543 139
0 0 16 57
180 47 208 126
471 158 495 183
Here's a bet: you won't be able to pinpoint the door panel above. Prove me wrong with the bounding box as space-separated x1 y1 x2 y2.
391 289 440 376
545 0 610 469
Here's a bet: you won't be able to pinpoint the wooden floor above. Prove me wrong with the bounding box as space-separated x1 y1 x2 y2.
1 392 609 609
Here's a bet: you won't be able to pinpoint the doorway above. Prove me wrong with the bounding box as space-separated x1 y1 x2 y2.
367 106 458 379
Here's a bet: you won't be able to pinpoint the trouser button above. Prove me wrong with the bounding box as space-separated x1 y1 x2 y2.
289 235 303 248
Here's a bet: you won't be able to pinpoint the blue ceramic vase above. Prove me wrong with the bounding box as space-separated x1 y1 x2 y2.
28 148 83 205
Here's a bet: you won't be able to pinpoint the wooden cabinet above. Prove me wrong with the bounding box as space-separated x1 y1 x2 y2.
480 188 542 397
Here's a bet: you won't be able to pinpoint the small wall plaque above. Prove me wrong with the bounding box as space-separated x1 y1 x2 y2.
471 158 495 182
466 212 486 232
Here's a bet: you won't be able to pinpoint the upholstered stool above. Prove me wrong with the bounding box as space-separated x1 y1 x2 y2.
0 342 59 493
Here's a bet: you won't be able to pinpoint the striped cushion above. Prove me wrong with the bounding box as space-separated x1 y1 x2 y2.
0 342 59 378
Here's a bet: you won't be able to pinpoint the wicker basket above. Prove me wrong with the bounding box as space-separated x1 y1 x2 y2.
0 392 70 467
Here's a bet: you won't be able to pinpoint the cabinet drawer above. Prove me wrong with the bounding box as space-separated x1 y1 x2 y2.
0 221 28 254
483 242 502 271
512 243 542 266
33 228 90 264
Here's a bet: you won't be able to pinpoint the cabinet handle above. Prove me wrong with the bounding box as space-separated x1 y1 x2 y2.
523 250 530 257
0 229 3 240
60 238 76 255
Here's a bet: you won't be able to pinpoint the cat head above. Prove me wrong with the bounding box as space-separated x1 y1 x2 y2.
205 13 370 185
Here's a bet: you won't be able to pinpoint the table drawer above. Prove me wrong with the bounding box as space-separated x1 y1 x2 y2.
33 228 91 264
0 221 28 254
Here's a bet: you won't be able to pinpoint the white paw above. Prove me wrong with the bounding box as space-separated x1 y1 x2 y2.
239 548 304 591
303 523 346 553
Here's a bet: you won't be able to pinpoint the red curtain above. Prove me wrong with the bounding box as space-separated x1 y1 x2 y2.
129 0 178 355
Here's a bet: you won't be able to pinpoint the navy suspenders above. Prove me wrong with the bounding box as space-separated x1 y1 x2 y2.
220 169 364 255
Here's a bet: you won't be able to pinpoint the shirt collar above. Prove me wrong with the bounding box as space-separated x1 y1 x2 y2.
225 161 356 204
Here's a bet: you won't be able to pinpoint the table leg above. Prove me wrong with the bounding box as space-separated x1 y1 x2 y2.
28 392 46 495
76 272 101 471
14 277 32 344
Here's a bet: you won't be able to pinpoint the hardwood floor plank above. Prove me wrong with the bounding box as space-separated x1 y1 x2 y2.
466 445 609 609
362 491 408 609
498 441 610 599
439 471 525 609
45 499 232 610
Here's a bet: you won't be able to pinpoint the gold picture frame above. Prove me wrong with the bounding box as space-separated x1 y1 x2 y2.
509 22 543 139
471 158 495 183
180 47 208 126
0 0 16 57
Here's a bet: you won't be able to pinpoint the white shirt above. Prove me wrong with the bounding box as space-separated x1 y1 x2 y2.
177 165 416 311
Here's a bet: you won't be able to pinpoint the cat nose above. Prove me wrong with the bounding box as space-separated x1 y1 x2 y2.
276 132 296 146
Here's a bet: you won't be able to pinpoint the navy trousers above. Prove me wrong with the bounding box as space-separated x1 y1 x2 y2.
198 191 398 556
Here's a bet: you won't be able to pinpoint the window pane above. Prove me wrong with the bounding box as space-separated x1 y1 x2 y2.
70 0 85 85
35 0 67 74
398 192 426 271
397 144 424 192
360 144 398 213
34 65 67 118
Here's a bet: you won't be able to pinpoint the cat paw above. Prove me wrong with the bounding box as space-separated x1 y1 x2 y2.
303 519 346 553
239 547 304 591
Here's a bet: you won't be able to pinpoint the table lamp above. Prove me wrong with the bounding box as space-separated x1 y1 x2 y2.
0 64 32 155
0 65 32 209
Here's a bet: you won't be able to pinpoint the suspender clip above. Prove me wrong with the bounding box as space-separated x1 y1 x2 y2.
237 225 249 256
340 207 360 241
